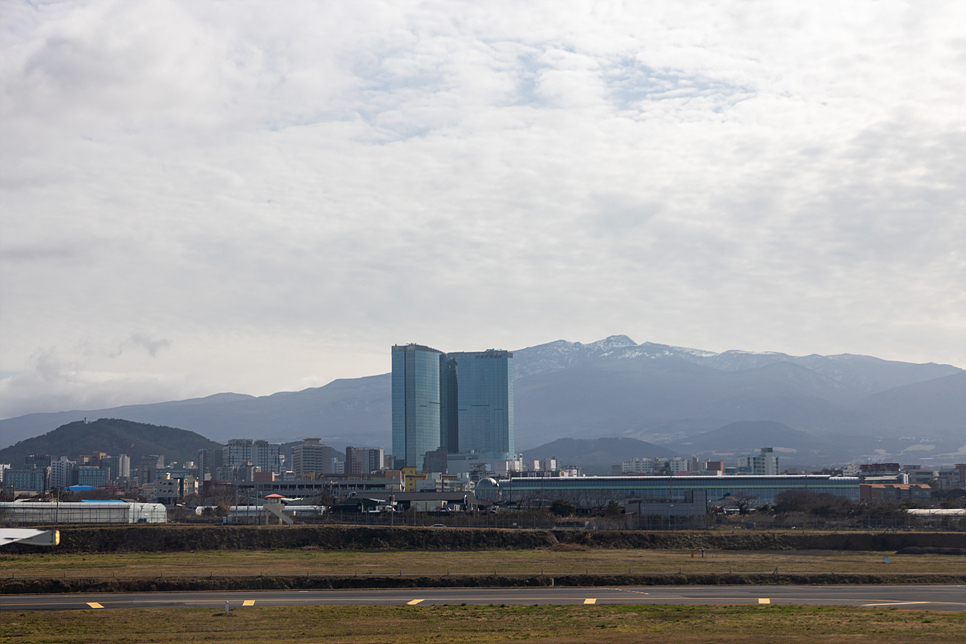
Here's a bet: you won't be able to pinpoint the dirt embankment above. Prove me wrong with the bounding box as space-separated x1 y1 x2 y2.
3 524 962 555
552 530 963 552
4 571 964 596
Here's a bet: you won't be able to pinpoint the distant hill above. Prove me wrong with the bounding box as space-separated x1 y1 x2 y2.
521 437 677 475
0 418 223 467
660 420 836 462
856 371 966 434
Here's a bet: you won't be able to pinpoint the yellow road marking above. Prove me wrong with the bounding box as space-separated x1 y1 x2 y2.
758 598 770 604
406 599 425 605
584 598 597 605
862 602 928 607
86 602 103 609
242 600 255 607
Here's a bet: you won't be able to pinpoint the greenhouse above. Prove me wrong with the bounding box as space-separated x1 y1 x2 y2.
0 501 167 525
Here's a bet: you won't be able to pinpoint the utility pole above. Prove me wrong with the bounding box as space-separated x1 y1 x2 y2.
667 475 674 531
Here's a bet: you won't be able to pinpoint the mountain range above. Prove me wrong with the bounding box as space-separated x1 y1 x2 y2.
2 336 963 467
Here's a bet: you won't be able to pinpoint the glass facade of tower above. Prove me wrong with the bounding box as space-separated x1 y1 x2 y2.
453 351 514 457
392 344 443 469
392 345 515 469
440 354 458 452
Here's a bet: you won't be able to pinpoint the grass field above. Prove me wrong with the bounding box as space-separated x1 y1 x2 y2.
2 604 964 643
0 547 957 580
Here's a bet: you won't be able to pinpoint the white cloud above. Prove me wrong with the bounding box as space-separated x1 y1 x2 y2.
0 346 205 418
1 0 963 417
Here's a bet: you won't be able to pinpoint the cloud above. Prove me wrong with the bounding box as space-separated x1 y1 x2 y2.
0 347 204 418
0 1 963 418
113 333 172 358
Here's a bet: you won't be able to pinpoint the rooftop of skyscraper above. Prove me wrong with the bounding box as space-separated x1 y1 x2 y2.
392 344 443 353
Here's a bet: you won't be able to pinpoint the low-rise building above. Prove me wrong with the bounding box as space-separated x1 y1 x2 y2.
346 446 386 475
860 483 931 502
155 477 181 504
737 447 779 475
476 474 859 512
3 469 46 494
937 466 966 489
291 438 339 476
401 466 427 491
900 466 936 486
231 471 404 499
76 466 107 488
48 458 75 490
858 463 901 480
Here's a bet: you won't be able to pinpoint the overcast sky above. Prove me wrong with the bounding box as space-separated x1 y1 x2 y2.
1 0 963 420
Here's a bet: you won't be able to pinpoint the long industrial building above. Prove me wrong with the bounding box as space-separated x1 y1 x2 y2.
475 475 859 515
0 501 167 525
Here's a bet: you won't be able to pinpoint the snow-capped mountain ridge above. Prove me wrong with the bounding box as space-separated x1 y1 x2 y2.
512 336 961 395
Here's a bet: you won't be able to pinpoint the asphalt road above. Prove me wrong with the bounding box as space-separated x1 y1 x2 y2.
2 585 963 612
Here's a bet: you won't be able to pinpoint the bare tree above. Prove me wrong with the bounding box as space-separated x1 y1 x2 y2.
725 492 758 515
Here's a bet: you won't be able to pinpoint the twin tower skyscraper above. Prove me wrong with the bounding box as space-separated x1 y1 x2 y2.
391 344 515 470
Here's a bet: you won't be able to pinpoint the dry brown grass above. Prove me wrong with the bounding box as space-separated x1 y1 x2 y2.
0 548 956 580
1 604 964 643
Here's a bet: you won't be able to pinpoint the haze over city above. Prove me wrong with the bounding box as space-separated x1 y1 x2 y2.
2 1 963 421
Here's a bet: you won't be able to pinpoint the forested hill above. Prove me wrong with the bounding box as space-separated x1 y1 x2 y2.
0 418 222 467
